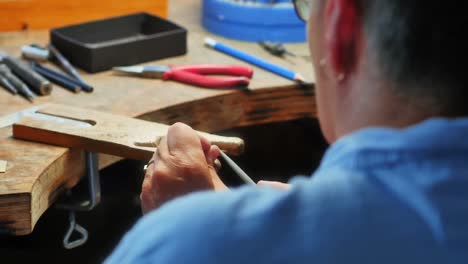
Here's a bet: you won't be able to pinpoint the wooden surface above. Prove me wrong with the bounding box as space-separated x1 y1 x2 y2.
0 0 168 31
0 0 316 235
13 104 245 158
0 160 6 173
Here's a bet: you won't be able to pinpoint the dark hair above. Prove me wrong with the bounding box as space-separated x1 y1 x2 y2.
359 1 468 115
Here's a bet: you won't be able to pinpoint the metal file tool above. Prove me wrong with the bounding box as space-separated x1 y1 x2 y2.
0 64 36 101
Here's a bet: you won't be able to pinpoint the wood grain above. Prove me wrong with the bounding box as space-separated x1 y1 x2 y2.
13 104 245 158
0 0 316 236
0 160 6 173
0 0 168 31
0 127 85 235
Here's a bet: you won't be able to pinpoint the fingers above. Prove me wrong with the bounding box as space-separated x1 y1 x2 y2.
200 136 215 166
207 145 220 165
141 158 157 214
140 182 156 214
141 138 166 214
199 136 221 171
163 124 219 168
200 135 212 154
213 159 222 172
140 122 229 214
167 123 204 159
142 124 208 210
257 180 291 190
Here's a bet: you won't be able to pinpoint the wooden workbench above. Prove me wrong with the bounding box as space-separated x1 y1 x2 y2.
0 0 316 235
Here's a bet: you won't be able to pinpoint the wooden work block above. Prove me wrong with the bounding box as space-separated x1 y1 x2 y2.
12 104 245 159
0 160 6 173
0 0 168 31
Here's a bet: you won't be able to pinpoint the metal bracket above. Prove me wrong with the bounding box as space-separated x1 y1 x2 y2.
63 210 88 250
56 152 101 249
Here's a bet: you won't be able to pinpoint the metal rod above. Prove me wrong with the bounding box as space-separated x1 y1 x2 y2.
0 75 18 95
48 44 88 86
0 64 35 101
33 62 93 92
55 152 101 211
1 55 52 95
32 63 81 93
219 151 256 185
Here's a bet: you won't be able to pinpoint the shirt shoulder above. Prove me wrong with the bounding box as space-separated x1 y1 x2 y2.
106 186 306 263
106 171 392 264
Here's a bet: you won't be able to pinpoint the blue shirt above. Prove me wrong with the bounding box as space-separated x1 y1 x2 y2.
106 118 468 264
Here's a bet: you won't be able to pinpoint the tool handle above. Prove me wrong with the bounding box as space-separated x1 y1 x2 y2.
0 76 18 94
172 65 254 78
205 38 299 81
164 70 250 88
32 63 81 93
219 152 255 185
2 56 52 95
0 66 35 100
21 45 50 62
48 44 85 83
33 62 93 92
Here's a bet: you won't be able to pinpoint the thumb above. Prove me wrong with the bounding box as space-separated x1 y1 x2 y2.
166 123 204 158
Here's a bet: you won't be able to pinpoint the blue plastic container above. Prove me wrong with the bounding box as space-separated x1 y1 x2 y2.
202 0 306 43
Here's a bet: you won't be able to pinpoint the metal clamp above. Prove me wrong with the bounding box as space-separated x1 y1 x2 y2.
56 152 101 249
63 210 88 250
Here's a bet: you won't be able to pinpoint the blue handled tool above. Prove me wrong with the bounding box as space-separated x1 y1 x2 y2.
205 37 304 82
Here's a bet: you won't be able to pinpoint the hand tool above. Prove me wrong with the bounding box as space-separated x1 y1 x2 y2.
0 74 18 95
31 62 93 92
11 104 245 160
0 64 35 102
113 64 253 88
219 152 255 185
0 55 52 95
48 44 94 92
21 45 50 62
205 37 305 82
259 42 310 61
259 42 296 58
31 62 81 93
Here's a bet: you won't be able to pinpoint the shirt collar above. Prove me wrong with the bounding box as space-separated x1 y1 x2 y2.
319 117 468 169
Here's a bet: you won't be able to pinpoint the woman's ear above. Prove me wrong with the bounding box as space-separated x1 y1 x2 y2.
323 0 363 82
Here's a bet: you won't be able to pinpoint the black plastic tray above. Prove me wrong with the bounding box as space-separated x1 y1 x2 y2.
50 13 187 73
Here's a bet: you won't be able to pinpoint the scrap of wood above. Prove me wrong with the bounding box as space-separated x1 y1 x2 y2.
0 160 6 173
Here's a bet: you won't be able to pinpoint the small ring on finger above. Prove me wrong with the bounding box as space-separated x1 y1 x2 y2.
143 159 155 171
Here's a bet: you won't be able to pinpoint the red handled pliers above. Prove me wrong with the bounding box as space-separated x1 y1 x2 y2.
113 64 254 88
